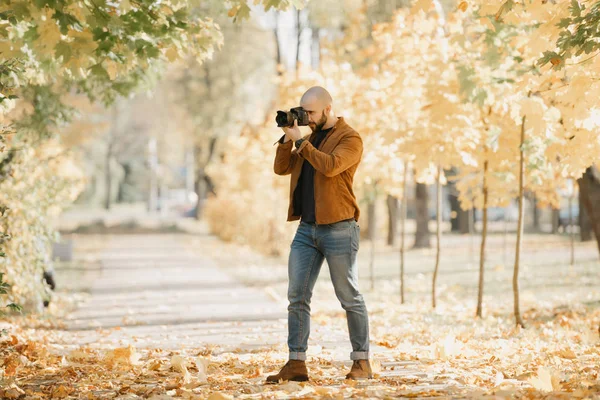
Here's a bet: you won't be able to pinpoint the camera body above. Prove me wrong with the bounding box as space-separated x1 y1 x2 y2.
276 107 309 128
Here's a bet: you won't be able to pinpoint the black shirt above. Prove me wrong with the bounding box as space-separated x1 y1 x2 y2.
293 127 333 223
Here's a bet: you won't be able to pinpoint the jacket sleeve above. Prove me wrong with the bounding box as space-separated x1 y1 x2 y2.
297 134 363 177
273 135 298 176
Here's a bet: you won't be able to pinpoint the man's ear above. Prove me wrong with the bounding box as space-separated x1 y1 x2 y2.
325 105 332 115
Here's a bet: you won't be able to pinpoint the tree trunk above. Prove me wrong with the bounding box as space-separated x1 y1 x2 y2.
453 203 471 233
104 146 112 210
185 150 195 198
577 167 600 258
193 138 218 220
476 160 489 318
448 187 460 232
295 9 302 72
461 206 472 234
116 163 131 203
447 172 470 233
193 144 204 219
503 206 509 266
414 182 431 248
469 207 476 262
432 166 442 309
387 195 398 246
531 194 541 232
400 164 408 304
569 187 575 266
273 12 283 75
104 107 118 210
194 169 207 219
311 27 320 70
551 208 559 234
579 188 593 241
513 116 526 328
148 138 158 213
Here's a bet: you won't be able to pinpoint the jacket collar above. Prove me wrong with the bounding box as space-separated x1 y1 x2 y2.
331 116 346 133
299 117 350 145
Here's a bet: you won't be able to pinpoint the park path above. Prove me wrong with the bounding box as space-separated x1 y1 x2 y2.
56 232 288 352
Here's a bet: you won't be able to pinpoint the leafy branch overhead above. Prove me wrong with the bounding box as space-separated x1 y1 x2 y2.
227 0 305 22
0 0 223 105
539 0 600 69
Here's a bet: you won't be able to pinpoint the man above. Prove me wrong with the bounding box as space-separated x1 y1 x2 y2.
267 86 372 383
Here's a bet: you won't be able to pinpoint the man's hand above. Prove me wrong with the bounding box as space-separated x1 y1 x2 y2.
282 119 302 142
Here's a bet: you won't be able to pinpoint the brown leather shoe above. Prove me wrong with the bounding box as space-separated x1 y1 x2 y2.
345 360 373 380
266 360 309 383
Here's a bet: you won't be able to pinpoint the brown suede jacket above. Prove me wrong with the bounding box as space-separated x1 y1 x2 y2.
273 117 363 225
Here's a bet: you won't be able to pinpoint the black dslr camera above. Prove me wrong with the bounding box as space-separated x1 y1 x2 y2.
276 107 309 128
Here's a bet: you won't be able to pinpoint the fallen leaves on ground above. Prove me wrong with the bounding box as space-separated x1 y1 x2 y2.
1 298 599 399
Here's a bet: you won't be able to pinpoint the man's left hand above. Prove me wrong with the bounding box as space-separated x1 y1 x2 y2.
282 119 302 142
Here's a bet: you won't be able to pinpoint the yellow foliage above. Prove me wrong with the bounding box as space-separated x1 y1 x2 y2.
204 125 294 256
33 9 62 56
0 140 85 310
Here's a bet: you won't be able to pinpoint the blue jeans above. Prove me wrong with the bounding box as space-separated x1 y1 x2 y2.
287 219 370 361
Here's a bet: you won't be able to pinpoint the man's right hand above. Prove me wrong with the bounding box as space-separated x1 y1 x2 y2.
282 119 302 142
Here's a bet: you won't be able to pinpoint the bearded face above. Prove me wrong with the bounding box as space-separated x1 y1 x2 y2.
309 110 328 132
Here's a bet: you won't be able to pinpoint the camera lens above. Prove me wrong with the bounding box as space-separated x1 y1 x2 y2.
276 111 292 127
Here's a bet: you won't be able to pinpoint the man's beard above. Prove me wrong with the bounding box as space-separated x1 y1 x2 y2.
309 112 328 132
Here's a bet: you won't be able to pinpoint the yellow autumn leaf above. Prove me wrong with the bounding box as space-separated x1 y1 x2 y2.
34 10 62 56
152 361 164 371
165 46 180 62
104 345 141 366
0 40 21 59
171 354 192 383
1 385 25 400
3 354 20 376
228 6 239 18
494 371 505 386
51 385 71 399
458 1 468 12
528 367 561 392
196 357 209 383
119 0 132 13
67 349 95 361
411 0 434 14
557 348 577 359
70 29 98 55
207 393 234 400
159 4 174 15
550 57 562 66
105 60 119 80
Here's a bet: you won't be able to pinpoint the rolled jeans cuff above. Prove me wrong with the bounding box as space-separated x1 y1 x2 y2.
289 352 306 361
350 351 369 360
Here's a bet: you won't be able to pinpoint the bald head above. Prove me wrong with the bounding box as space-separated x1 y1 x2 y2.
300 86 335 132
300 86 333 110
